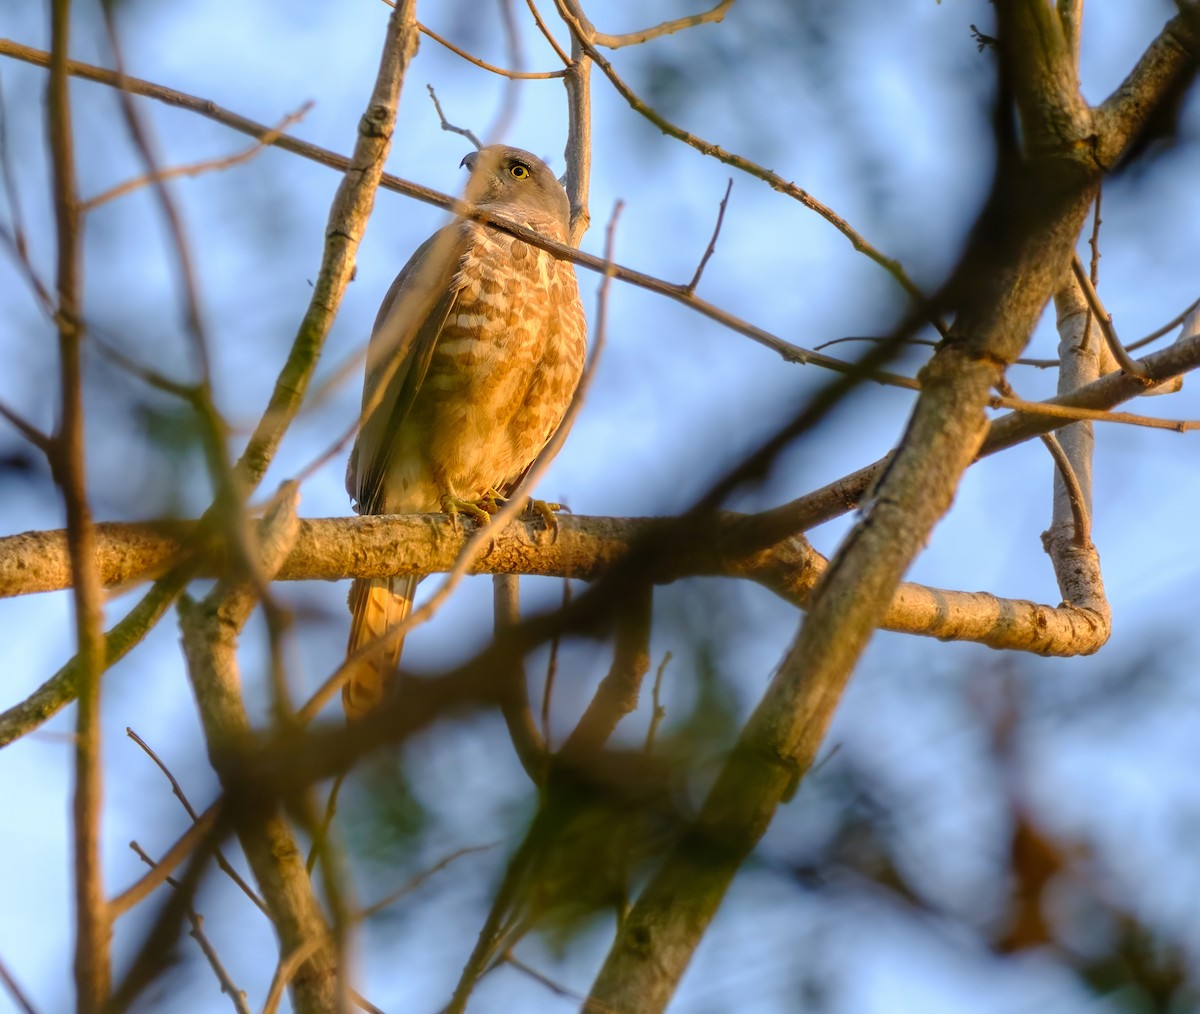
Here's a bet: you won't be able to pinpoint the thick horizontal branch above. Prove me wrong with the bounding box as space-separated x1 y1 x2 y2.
0 513 1107 656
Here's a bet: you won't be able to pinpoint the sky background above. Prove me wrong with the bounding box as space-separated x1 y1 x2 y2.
1 0 1199 1011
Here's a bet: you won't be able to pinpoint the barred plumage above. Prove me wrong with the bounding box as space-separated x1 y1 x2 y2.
343 146 586 719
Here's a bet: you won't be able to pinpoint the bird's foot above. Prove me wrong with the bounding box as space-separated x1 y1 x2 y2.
439 493 495 527
526 497 565 539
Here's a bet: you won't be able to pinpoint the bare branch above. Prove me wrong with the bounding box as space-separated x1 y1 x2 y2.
559 1 593 242
554 0 944 332
1093 2 1200 167
233 3 419 493
1070 254 1150 379
46 0 110 1004
80 102 312 212
417 20 565 79
358 844 496 921
643 652 671 754
560 583 652 761
0 38 936 384
494 574 548 783
684 178 732 295
0 399 53 455
589 0 735 49
0 953 38 1014
109 803 221 918
126 728 267 915
525 0 572 65
540 579 570 745
425 84 482 149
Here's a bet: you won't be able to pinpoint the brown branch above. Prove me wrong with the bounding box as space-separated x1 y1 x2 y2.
0 37 930 386
525 0 572 66
560 0 593 242
589 0 735 49
554 0 944 332
178 486 339 1012
80 102 312 212
0 954 38 1014
494 574 548 783
586 5 1108 1003
125 728 267 915
418 20 565 79
46 1 109 1006
109 803 221 918
559 583 652 761
357 844 496 921
753 319 1200 538
1093 2 1200 167
232 4 419 493
1044 281 1110 622
540 579 570 745
0 400 52 455
425 84 482 149
684 178 732 295
643 652 671 754
1070 253 1150 379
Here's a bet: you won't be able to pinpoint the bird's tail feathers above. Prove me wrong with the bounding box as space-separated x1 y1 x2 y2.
343 575 418 720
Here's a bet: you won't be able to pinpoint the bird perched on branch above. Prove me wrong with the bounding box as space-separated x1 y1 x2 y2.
343 145 587 719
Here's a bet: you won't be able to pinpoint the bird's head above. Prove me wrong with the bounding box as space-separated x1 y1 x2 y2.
461 145 570 239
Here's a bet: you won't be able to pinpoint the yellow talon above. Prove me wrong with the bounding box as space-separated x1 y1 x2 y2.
439 493 494 527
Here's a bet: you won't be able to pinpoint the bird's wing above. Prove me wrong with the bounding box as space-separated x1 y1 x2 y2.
349 225 467 514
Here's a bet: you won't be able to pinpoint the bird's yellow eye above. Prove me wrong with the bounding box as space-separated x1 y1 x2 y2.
509 162 531 180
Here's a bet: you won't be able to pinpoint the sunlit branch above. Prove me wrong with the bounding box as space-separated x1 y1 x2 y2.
590 0 735 49
81 102 312 212
554 0 946 333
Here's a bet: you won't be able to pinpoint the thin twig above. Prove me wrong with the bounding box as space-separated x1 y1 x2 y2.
425 84 482 149
540 578 571 746
1070 253 1149 379
994 377 1090 546
0 400 53 455
684 178 732 295
1041 431 1091 546
358 844 496 921
127 843 251 1014
305 772 347 874
260 938 326 1014
126 728 268 914
351 992 386 1014
504 952 620 1012
494 573 548 783
643 651 672 754
417 20 565 79
0 953 38 1014
1088 186 1103 285
0 38 934 388
560 583 652 761
81 102 313 212
109 803 221 918
554 0 946 334
590 0 735 49
525 0 572 65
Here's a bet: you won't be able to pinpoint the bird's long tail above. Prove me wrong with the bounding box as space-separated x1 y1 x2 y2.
343 575 418 720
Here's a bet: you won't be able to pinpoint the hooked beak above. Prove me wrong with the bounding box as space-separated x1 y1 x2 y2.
460 150 479 171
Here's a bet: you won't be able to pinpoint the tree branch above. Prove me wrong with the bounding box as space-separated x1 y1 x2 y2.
46 0 110 1005
1093 2 1200 167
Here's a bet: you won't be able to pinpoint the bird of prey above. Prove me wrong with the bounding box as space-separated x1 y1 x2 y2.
343 145 587 719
